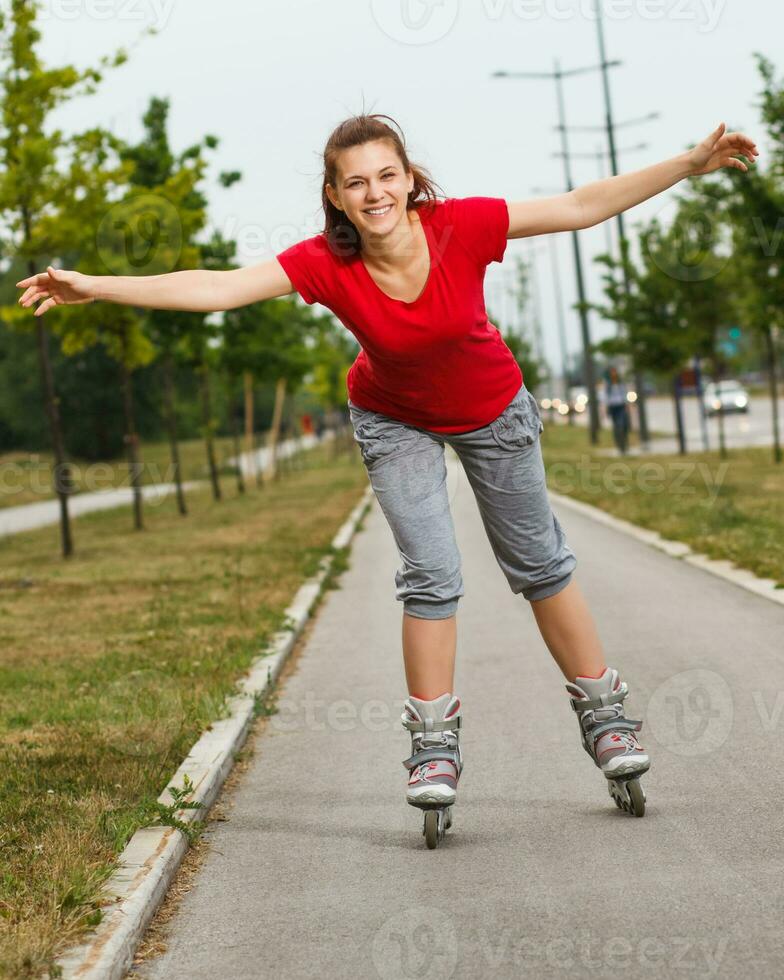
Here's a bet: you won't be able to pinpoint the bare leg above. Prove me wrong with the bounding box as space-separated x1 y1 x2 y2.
402 612 456 700
401 578 605 697
530 578 607 682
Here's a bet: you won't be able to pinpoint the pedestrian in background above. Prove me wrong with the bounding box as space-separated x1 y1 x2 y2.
604 365 630 455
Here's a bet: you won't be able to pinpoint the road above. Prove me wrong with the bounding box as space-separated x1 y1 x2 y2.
134 445 784 979
561 394 783 453
0 433 323 538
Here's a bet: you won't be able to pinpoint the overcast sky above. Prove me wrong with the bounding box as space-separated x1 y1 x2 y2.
39 0 777 382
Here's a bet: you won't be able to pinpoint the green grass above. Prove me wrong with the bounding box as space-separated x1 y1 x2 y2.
0 438 367 979
540 421 784 587
0 432 280 509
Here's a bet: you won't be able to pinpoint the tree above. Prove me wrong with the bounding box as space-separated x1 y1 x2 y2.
715 51 784 464
0 0 133 554
39 127 159 530
589 221 702 455
223 298 322 479
125 96 241 511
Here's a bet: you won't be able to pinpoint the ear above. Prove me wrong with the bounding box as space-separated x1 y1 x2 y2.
325 183 342 212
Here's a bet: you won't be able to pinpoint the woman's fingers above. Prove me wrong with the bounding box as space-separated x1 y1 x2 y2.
35 297 57 317
18 272 52 302
15 273 43 288
17 273 45 294
23 290 51 307
19 286 43 305
724 132 757 156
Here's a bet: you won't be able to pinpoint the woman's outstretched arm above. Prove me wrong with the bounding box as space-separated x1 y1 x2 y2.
506 122 759 240
17 258 296 317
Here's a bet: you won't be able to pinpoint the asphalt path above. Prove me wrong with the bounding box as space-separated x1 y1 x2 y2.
0 433 322 538
135 446 784 980
566 394 784 454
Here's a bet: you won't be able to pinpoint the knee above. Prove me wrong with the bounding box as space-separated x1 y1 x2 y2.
403 597 460 620
524 569 575 602
396 559 464 620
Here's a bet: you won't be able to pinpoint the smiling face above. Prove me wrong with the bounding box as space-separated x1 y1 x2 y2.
326 139 415 239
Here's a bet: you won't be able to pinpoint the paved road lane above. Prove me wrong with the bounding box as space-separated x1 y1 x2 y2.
0 433 323 538
136 446 784 980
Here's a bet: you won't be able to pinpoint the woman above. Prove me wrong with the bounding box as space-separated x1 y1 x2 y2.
17 113 757 832
604 365 631 454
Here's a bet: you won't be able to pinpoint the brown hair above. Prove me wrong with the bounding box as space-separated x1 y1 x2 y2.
320 113 445 258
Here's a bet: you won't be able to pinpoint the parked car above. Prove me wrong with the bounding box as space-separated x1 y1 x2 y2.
702 379 750 416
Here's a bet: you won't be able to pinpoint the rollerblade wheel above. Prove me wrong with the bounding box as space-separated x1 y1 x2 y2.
424 810 439 849
626 778 645 818
607 778 645 817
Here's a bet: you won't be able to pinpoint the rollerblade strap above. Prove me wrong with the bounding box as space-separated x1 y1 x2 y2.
583 717 643 748
401 714 462 734
570 689 627 713
402 747 461 772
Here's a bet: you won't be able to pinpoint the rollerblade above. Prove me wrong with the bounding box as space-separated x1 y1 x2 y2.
401 692 462 849
566 667 649 817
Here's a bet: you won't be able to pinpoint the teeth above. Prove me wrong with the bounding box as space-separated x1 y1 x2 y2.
366 205 392 215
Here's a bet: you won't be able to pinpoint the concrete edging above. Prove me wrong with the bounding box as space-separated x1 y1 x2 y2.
549 489 784 608
56 485 375 980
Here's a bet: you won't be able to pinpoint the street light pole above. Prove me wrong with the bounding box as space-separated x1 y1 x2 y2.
555 139 649 307
553 60 601 444
547 232 571 402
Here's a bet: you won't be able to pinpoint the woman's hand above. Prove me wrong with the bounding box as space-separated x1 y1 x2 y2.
16 266 96 317
687 122 759 176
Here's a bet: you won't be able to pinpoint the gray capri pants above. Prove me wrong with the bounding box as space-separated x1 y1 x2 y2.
347 382 577 619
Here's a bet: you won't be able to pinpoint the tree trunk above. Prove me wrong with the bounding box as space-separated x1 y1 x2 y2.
162 351 187 516
243 370 260 487
228 379 245 495
35 315 74 557
278 410 290 478
119 348 143 531
763 325 782 465
199 363 222 501
294 411 306 470
265 376 287 482
631 362 650 447
672 373 687 455
714 362 727 460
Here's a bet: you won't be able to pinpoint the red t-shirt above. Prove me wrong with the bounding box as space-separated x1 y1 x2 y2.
275 196 523 433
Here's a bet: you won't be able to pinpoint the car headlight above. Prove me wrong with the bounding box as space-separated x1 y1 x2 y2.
734 396 747 407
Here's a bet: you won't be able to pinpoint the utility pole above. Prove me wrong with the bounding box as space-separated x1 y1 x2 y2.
547 234 570 402
559 140 648 280
594 0 653 447
523 244 546 367
493 57 621 445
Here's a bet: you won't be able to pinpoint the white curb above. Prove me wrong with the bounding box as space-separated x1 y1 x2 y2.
549 489 784 608
56 485 375 980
